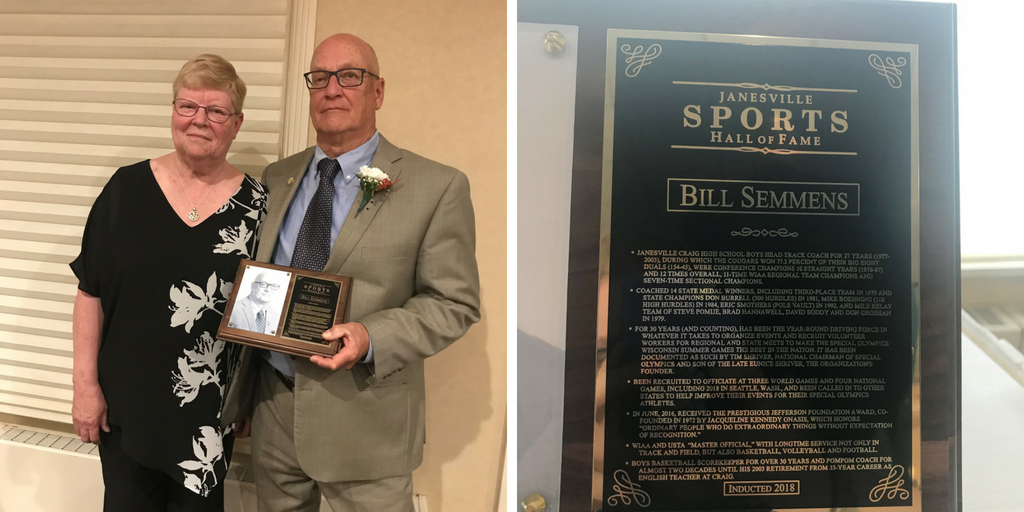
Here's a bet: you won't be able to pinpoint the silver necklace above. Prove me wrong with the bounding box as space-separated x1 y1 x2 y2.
173 163 224 222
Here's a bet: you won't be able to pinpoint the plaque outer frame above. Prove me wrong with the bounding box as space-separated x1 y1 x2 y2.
216 259 353 358
592 29 921 512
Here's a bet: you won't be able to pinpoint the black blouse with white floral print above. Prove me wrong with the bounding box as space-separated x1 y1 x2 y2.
71 160 266 496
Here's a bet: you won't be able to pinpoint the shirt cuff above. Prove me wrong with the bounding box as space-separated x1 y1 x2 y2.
362 334 374 363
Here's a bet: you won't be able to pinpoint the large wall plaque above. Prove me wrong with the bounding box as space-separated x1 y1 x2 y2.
594 30 920 511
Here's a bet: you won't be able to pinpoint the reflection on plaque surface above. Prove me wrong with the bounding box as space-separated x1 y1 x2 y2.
595 30 919 511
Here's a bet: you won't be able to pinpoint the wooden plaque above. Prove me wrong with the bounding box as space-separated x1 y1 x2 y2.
217 259 352 357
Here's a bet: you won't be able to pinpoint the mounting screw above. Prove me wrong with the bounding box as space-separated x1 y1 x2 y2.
543 31 565 53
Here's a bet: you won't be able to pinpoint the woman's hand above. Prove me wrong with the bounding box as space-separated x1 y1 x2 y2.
72 290 106 444
72 381 109 444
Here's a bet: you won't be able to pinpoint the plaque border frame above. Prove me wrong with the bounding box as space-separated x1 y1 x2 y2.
593 29 921 512
217 259 353 358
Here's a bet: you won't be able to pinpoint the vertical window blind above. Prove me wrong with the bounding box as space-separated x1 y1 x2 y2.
0 0 289 424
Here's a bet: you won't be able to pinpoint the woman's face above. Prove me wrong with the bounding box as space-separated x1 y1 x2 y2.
171 87 243 165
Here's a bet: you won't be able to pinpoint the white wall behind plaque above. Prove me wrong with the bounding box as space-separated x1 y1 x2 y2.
517 22 579 512
956 0 1024 258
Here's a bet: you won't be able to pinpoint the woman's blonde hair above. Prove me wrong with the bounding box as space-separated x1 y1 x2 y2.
172 54 247 113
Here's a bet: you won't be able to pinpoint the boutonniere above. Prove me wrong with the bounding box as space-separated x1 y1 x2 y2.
355 165 400 216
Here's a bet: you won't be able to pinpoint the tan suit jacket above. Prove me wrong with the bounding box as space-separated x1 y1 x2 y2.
228 296 281 335
222 135 481 481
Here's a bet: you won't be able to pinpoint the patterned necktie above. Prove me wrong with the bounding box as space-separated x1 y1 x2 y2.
255 309 266 334
290 158 339 271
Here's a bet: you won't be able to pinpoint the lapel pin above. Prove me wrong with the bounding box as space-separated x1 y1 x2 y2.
287 177 295 185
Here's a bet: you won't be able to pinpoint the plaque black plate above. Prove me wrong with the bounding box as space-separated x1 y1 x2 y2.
281 275 344 344
596 30 917 511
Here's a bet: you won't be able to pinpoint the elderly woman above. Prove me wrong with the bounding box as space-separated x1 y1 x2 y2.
70 54 266 511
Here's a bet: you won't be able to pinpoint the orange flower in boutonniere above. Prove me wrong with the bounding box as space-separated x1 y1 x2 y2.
355 165 400 216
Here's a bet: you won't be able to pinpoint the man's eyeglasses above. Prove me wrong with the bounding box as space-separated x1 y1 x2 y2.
304 68 380 89
255 282 281 291
172 99 236 123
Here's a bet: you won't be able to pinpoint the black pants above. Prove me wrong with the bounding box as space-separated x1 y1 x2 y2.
98 426 232 512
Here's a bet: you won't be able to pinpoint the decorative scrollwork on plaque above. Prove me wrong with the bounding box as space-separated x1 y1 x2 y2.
673 80 857 94
734 82 802 91
621 44 661 77
731 227 799 238
670 145 857 156
737 146 823 155
869 465 911 502
607 469 652 507
868 54 907 89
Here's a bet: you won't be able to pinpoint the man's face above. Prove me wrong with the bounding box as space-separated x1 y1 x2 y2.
250 275 281 306
308 37 384 141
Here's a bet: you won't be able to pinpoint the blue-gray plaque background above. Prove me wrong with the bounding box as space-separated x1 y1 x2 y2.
596 31 919 511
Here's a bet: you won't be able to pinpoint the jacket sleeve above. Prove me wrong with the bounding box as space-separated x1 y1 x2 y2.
355 171 481 383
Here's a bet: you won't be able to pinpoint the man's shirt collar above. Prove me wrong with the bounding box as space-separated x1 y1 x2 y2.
311 131 381 184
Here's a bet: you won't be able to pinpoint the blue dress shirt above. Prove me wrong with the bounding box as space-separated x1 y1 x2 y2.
264 132 380 378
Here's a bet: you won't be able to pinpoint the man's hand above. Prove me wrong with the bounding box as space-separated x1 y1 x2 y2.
232 416 252 438
310 321 370 371
72 381 109 444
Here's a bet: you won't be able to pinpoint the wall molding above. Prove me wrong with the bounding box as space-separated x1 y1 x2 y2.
962 255 1024 278
281 0 318 158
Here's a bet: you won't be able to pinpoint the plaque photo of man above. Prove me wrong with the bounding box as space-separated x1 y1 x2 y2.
228 267 289 336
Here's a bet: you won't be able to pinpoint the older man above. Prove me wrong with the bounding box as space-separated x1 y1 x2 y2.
228 271 285 335
222 34 480 511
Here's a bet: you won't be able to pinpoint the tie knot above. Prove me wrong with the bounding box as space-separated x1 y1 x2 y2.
318 157 340 182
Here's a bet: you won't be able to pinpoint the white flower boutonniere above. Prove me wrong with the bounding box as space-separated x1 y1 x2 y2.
355 165 400 216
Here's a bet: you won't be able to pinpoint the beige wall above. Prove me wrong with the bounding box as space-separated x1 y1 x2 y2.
312 2 507 511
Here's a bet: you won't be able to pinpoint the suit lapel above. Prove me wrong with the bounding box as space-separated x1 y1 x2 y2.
240 297 257 329
256 147 316 263
322 136 404 274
